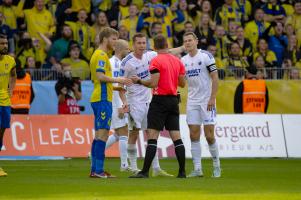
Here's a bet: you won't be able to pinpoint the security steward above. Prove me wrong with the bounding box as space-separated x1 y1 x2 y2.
234 66 269 113
10 62 35 114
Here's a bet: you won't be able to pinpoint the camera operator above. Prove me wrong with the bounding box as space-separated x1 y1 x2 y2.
55 64 82 114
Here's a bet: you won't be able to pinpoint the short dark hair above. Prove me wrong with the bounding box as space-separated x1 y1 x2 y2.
151 22 162 30
184 21 193 26
183 32 198 39
99 27 119 44
0 34 7 39
132 32 146 43
153 34 168 50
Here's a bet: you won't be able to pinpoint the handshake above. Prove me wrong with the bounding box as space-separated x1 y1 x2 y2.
115 76 142 86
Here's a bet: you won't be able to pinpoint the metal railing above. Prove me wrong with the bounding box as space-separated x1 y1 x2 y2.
25 69 91 81
24 67 300 81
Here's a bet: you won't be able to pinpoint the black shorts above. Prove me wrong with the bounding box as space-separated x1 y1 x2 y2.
147 95 180 131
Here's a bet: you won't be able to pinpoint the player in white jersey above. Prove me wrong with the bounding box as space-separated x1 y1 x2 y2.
119 33 172 177
181 32 221 178
106 39 131 172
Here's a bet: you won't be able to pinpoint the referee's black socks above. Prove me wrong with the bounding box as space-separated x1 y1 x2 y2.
141 139 157 175
173 139 186 177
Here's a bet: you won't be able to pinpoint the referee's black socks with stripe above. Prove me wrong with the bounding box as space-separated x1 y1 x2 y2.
140 139 157 176
173 139 186 177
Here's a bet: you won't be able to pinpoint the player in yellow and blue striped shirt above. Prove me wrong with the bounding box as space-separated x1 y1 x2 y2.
0 34 16 177
89 27 132 178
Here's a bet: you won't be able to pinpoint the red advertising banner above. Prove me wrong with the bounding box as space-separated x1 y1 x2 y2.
0 115 120 157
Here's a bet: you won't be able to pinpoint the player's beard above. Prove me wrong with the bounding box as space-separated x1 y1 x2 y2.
0 47 8 55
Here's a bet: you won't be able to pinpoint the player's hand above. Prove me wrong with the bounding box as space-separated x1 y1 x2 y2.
207 98 215 111
122 104 129 113
118 108 125 119
117 77 132 86
130 75 140 84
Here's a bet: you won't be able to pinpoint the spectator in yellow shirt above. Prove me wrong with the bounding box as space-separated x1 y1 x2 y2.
60 41 90 80
207 44 225 79
137 3 184 48
92 11 110 47
236 25 253 61
254 38 278 79
65 0 91 14
66 9 95 60
284 34 301 68
120 4 139 44
107 0 131 29
16 32 41 69
214 0 243 31
233 0 252 22
286 1 301 48
212 25 228 59
173 0 194 35
244 8 272 51
223 41 250 79
0 0 25 31
20 0 55 62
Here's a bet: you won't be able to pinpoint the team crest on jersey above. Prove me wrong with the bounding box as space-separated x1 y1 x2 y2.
98 61 105 68
5 63 9 70
198 61 202 65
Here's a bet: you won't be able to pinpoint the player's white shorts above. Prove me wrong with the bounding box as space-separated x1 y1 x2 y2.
128 103 149 131
186 104 217 125
111 107 127 129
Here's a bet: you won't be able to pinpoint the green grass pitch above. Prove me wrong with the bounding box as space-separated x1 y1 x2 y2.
0 158 301 200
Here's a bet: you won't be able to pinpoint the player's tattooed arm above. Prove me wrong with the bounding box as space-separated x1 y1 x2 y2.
9 67 17 97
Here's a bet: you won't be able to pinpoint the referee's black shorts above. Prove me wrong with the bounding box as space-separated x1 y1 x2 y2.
147 95 180 131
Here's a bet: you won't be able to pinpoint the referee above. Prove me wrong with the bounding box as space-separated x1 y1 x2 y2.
129 34 186 178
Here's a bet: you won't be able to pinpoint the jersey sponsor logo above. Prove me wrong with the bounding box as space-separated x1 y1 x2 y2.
137 70 149 79
186 68 201 77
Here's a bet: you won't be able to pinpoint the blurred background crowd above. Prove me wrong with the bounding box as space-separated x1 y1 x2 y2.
0 0 301 80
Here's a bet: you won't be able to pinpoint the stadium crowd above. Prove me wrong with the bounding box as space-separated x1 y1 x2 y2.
0 0 301 80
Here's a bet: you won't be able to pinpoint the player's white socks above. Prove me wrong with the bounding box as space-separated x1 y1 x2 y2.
119 136 129 168
191 141 202 171
151 151 161 170
105 133 119 149
209 141 220 168
127 144 138 170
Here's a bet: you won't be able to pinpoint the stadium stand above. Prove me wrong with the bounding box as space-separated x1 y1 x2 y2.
0 0 300 81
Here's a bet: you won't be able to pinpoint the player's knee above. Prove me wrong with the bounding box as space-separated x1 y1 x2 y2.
190 132 200 141
205 135 215 145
